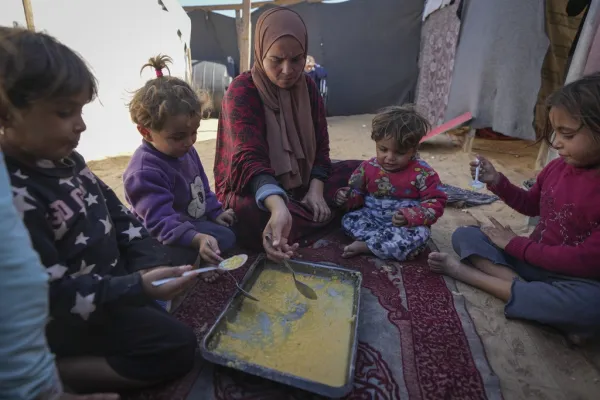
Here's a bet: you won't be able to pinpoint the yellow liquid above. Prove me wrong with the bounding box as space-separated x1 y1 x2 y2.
220 255 246 270
213 268 356 387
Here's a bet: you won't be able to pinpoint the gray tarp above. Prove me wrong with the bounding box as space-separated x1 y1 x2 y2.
188 0 424 116
444 0 549 140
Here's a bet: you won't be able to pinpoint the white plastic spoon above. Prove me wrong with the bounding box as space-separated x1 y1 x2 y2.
470 158 485 190
151 254 248 287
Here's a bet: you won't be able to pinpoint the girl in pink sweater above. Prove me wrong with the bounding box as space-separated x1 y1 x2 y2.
429 73 600 341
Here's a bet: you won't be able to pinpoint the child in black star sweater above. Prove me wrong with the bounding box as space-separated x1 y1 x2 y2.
0 27 198 393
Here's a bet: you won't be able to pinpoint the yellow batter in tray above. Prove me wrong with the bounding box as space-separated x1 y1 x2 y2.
211 267 357 387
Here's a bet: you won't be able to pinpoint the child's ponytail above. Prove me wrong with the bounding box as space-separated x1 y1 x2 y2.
140 54 172 79
129 54 203 131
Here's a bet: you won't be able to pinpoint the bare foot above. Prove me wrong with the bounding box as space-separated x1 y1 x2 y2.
342 241 371 258
427 252 463 277
203 270 220 283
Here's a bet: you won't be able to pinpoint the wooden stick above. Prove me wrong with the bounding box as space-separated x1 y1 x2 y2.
238 0 252 73
184 0 320 12
462 127 476 153
420 111 473 143
22 0 35 31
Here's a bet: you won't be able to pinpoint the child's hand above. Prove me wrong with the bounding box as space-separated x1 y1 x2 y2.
195 233 223 264
141 265 197 300
215 209 236 227
470 156 500 185
481 217 517 249
335 187 350 206
392 211 407 227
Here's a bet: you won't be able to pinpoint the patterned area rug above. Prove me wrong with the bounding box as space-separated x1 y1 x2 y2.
125 230 501 400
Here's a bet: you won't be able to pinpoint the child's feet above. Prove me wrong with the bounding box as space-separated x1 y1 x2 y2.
342 241 371 258
427 252 463 278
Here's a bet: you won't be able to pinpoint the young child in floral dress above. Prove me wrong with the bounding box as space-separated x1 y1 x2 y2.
336 106 447 261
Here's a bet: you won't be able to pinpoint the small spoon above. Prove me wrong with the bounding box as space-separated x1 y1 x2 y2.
152 254 259 302
265 235 318 300
470 157 485 190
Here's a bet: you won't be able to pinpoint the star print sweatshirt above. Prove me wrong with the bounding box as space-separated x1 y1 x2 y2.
5 152 171 326
123 141 224 247
0 152 63 400
488 158 600 278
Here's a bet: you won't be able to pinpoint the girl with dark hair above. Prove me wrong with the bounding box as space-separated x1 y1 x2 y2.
428 73 600 342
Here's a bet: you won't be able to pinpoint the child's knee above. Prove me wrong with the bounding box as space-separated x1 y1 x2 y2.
160 321 197 378
451 225 485 253
217 226 236 251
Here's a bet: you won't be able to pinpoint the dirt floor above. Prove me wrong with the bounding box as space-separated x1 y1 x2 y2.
89 115 600 399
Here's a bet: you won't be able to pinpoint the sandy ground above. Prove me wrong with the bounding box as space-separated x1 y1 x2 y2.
89 115 600 399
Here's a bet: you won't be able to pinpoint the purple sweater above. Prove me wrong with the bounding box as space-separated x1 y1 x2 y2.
124 142 223 247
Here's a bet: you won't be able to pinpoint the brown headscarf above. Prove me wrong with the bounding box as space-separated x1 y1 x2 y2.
251 7 316 190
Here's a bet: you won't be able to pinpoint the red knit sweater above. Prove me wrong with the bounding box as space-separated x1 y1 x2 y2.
490 158 600 278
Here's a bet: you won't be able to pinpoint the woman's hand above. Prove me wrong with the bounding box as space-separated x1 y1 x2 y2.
263 195 298 262
215 209 236 227
470 155 501 185
301 179 331 222
140 265 198 301
481 217 517 250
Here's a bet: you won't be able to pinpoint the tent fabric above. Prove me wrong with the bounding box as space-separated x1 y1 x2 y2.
188 0 425 116
188 10 240 67
584 26 600 74
444 0 549 140
564 0 600 81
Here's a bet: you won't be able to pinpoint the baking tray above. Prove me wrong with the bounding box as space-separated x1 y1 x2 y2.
201 254 362 398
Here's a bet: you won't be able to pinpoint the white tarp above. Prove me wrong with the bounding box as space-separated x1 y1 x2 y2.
1 0 191 161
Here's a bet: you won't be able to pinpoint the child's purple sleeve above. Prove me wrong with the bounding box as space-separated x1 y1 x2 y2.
198 165 224 221
124 169 198 247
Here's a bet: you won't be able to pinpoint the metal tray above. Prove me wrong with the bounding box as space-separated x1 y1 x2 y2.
201 254 362 398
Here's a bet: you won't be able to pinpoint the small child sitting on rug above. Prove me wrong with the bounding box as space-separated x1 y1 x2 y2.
124 55 236 281
428 74 600 342
335 105 447 260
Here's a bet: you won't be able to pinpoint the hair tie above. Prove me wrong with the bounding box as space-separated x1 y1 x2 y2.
155 68 163 78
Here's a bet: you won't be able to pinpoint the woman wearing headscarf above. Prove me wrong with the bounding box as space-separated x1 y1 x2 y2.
214 7 359 261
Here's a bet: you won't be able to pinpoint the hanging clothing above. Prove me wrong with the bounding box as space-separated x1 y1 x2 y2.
445 0 549 140
565 0 600 81
567 0 591 63
583 27 600 74
416 1 462 127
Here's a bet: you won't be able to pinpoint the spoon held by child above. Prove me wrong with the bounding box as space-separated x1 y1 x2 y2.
151 254 248 287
